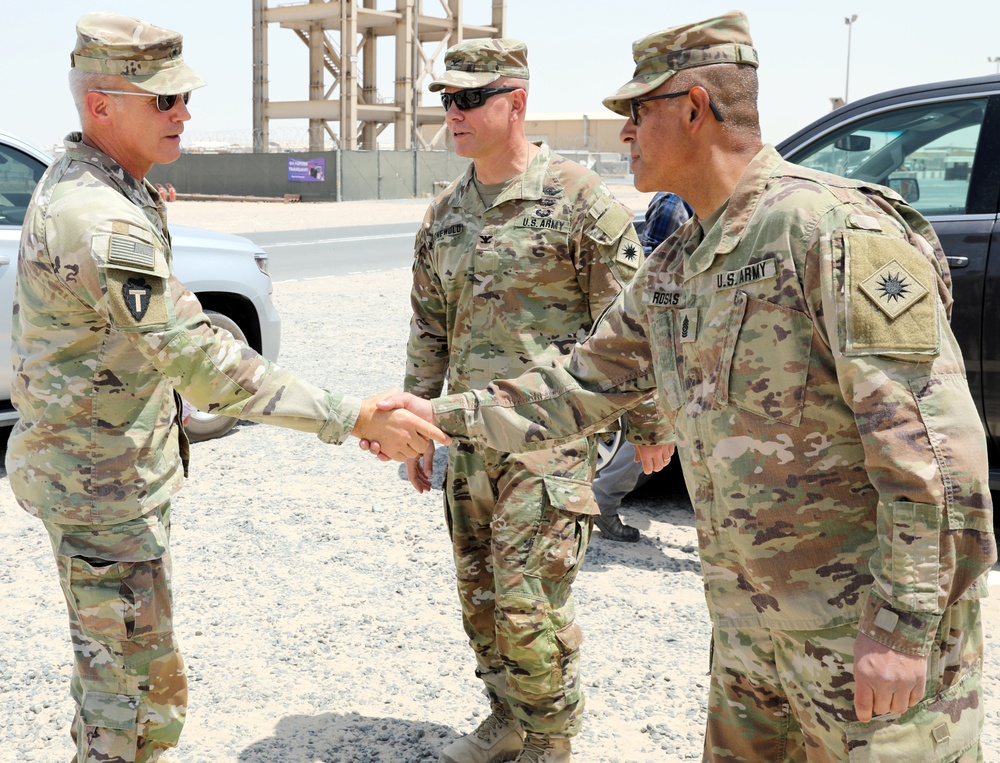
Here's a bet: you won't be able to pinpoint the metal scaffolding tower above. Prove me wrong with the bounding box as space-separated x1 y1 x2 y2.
252 0 506 152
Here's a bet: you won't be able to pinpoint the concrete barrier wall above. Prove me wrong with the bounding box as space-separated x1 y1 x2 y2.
148 150 470 202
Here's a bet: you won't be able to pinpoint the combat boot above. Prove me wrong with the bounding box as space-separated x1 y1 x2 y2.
512 734 571 763
439 692 524 763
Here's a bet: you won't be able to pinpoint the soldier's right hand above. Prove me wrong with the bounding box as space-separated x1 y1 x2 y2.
352 391 450 462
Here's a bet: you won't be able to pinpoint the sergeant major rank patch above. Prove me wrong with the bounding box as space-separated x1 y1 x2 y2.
678 308 698 342
858 259 928 319
122 277 153 321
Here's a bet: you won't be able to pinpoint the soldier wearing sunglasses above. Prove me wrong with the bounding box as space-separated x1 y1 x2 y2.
8 13 449 763
399 37 672 763
373 11 995 763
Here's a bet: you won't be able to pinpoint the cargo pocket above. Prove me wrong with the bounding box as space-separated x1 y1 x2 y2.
80 690 140 732
523 476 594 583
845 668 983 762
58 515 170 643
67 557 133 642
716 291 811 425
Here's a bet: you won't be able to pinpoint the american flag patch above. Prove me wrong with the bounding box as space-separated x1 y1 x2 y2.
109 234 156 270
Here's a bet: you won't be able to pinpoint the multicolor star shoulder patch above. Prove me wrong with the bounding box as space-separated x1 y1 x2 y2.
845 232 939 356
615 232 642 269
858 259 929 319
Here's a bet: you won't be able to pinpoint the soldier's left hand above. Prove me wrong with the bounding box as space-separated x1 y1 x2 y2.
633 443 675 474
852 632 927 722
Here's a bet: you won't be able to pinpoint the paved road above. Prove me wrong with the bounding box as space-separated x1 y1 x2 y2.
241 222 418 281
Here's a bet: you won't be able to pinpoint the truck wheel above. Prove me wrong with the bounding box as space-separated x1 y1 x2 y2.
182 310 243 443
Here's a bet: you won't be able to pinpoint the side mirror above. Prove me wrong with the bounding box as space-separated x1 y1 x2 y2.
833 134 871 152
888 176 921 203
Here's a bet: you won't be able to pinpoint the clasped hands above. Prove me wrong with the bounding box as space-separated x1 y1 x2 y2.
355 392 675 492
352 391 444 461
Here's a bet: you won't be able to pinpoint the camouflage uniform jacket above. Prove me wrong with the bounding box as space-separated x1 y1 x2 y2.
434 146 996 656
406 143 668 443
8 134 362 526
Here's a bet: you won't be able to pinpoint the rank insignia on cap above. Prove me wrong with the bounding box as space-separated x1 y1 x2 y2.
858 259 929 319
122 277 153 321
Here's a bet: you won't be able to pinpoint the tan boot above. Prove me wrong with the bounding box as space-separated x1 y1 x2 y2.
513 734 572 763
439 694 525 763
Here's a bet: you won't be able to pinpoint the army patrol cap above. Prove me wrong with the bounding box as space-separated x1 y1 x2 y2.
603 11 758 117
428 38 529 92
71 12 206 95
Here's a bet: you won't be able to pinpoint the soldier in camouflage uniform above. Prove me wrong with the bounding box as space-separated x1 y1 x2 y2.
377 12 997 763
7 13 447 763
404 38 672 763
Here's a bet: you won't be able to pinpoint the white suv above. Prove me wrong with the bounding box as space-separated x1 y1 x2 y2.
0 129 281 442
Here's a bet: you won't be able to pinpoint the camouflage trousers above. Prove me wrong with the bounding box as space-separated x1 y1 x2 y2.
444 437 599 737
704 599 984 762
43 502 187 763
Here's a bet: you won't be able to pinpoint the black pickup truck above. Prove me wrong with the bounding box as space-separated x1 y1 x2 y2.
776 74 1000 495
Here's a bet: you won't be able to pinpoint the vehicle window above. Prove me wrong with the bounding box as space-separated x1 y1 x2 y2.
0 144 46 227
787 98 987 217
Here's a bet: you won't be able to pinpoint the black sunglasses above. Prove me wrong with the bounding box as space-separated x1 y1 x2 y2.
441 86 518 112
629 89 724 125
90 89 191 113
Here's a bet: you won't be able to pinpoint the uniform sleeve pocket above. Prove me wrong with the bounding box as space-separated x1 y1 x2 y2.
886 500 941 609
716 291 811 425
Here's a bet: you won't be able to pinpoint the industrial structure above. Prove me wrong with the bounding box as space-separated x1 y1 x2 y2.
252 0 506 152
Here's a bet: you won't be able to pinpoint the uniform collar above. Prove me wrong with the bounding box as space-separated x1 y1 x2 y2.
684 144 782 278
456 141 550 214
63 132 167 231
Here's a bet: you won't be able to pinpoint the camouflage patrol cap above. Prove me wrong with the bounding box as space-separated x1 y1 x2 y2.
603 11 758 117
428 38 529 92
71 12 206 95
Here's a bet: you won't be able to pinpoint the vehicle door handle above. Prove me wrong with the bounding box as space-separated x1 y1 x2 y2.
945 256 969 269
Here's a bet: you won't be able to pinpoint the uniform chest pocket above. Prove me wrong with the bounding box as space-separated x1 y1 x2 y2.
647 309 685 412
715 291 811 425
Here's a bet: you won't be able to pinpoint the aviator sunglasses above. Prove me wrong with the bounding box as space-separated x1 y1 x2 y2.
90 89 191 113
629 88 724 126
441 86 519 111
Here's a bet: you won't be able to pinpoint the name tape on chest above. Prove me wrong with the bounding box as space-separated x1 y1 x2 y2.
645 289 683 307
430 223 464 243
714 258 777 290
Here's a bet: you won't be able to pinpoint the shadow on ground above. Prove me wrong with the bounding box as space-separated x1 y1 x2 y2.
239 711 457 763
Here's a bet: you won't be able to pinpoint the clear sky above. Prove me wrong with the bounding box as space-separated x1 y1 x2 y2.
5 1 1000 152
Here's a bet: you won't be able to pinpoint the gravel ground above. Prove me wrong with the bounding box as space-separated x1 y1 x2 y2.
0 200 997 762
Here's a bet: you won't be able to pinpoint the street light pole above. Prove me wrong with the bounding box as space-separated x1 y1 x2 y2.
844 14 858 103
990 56 1000 74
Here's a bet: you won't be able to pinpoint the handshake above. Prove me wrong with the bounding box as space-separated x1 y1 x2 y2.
350 391 440 461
